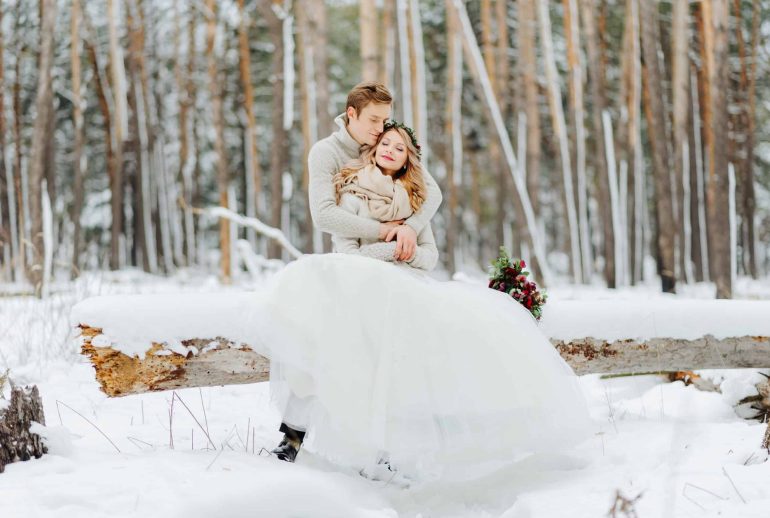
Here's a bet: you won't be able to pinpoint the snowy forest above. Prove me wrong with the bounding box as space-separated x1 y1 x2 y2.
4 2 770 517
0 0 768 297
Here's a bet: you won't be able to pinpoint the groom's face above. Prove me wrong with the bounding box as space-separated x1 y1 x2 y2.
347 102 392 147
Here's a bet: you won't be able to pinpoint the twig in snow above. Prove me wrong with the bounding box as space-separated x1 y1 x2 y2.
174 391 217 450
199 388 211 448
127 436 154 451
55 400 121 453
206 447 225 471
607 489 643 517
683 482 728 501
168 394 175 450
722 467 747 504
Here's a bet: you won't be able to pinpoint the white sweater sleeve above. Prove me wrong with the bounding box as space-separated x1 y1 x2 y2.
308 141 381 240
403 167 443 235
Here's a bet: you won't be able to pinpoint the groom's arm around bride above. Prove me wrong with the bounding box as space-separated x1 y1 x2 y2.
307 82 442 262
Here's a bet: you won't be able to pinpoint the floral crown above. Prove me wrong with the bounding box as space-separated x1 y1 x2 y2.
383 120 421 159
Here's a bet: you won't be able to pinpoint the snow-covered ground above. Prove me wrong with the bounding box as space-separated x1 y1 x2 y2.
1 268 770 517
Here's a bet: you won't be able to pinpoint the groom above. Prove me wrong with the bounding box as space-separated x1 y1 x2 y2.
270 81 443 462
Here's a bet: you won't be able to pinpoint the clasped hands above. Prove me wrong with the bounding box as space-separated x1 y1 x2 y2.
378 220 417 262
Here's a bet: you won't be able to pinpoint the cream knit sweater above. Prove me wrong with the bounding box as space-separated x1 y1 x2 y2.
308 114 442 242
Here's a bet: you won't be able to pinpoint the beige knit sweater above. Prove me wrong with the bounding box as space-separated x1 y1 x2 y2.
332 165 439 271
308 114 442 242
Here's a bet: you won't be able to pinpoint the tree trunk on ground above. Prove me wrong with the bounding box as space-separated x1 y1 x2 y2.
701 0 731 298
79 322 770 396
640 0 676 293
0 383 48 473
205 0 231 281
360 0 378 81
27 0 56 296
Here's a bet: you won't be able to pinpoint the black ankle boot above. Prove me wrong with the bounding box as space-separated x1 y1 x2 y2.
271 436 301 462
271 424 306 463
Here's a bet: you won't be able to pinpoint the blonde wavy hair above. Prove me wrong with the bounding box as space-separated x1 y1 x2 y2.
333 127 426 214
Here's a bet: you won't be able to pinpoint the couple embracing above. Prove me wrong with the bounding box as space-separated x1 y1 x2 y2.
250 82 593 482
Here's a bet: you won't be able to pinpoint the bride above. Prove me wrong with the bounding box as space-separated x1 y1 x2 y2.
250 121 594 481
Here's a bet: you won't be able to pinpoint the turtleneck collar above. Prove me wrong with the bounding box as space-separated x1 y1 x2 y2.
332 113 363 157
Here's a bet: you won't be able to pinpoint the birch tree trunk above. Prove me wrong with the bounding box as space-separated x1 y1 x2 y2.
0 2 10 279
176 0 196 265
564 0 591 282
672 0 691 283
481 0 506 251
451 0 552 285
701 0 731 298
743 0 759 279
258 0 291 260
518 0 540 220
444 0 462 274
297 0 317 253
360 0 379 81
238 0 262 252
205 0 231 281
70 0 85 276
107 0 127 270
12 10 27 276
407 0 427 157
536 0 581 283
127 2 150 272
640 0 676 293
27 0 56 295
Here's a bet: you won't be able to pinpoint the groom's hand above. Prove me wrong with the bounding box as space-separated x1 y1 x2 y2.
386 225 417 262
378 220 404 240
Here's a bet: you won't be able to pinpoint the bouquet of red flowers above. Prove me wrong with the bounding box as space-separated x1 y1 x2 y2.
488 247 547 320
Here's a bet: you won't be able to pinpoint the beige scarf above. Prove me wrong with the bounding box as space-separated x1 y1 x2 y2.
339 164 413 221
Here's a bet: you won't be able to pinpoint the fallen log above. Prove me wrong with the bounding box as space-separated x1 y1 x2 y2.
74 296 770 397
552 335 770 376
79 325 269 397
0 382 48 473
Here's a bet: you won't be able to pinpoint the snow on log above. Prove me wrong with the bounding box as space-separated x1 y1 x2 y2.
73 295 770 396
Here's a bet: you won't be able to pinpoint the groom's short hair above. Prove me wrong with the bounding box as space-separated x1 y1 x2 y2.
346 82 393 116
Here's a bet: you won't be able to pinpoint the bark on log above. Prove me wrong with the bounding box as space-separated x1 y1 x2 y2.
79 326 269 397
0 383 48 473
551 335 770 376
79 324 770 397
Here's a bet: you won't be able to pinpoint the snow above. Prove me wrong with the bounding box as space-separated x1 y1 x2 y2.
71 285 770 361
3 269 770 517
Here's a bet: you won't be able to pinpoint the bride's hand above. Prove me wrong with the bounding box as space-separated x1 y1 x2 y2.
386 225 417 262
378 220 404 240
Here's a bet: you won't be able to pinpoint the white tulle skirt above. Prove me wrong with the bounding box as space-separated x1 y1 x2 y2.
248 254 593 479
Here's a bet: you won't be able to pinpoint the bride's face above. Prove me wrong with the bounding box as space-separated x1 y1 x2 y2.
375 130 408 174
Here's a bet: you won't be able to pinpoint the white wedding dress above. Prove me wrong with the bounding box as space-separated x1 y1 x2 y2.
249 253 593 480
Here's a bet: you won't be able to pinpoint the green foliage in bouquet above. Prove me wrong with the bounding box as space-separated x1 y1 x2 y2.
488 247 547 320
